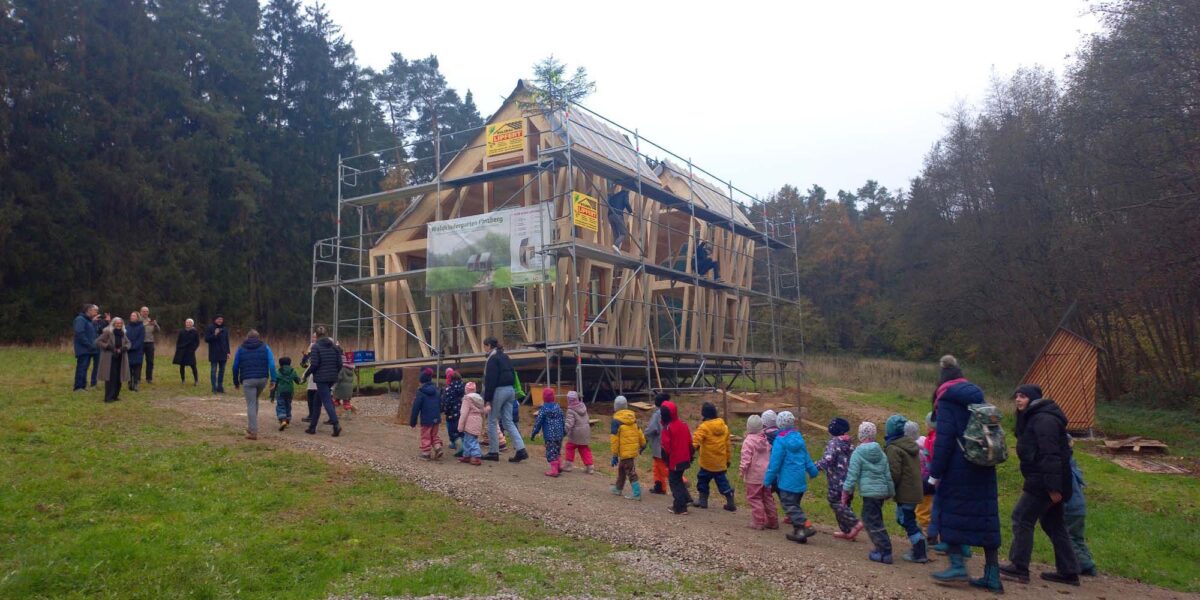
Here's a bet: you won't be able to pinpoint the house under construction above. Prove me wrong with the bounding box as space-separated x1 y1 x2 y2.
312 80 802 399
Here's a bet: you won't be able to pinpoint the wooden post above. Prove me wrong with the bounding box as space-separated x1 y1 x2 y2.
721 386 728 424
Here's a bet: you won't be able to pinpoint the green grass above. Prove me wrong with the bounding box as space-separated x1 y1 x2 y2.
1096 401 1200 458
784 389 1200 592
0 348 783 599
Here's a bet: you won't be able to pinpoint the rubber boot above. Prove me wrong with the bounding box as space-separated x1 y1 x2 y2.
931 551 969 583
626 481 642 501
785 526 809 544
610 485 622 496
694 493 709 509
845 521 865 541
903 538 930 564
545 459 560 477
970 564 1004 593
722 491 737 512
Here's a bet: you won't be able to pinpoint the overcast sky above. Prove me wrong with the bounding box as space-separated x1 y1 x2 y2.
329 1 1100 200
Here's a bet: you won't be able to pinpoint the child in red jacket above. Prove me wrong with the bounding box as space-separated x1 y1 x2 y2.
660 400 695 515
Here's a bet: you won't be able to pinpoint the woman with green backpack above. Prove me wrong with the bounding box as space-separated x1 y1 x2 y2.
927 375 1004 593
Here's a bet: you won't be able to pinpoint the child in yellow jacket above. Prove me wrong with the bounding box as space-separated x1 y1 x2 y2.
609 396 646 500
693 402 736 511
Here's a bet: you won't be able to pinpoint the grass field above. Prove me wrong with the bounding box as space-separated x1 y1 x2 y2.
0 348 783 599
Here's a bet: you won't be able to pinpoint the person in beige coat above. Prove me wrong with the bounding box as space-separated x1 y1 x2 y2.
96 317 131 403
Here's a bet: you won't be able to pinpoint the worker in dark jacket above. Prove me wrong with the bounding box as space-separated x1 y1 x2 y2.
302 327 342 437
204 315 231 393
231 330 277 440
482 336 526 463
1000 384 1080 586
72 304 100 391
606 189 634 253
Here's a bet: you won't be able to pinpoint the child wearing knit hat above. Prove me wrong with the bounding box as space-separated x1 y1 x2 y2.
816 417 863 540
886 415 929 564
739 414 777 529
843 421 896 564
456 382 488 465
763 410 821 543
761 409 780 445
530 388 566 477
609 395 646 500
562 391 595 474
409 367 444 460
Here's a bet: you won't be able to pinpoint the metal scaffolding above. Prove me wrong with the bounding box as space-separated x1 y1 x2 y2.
311 85 803 399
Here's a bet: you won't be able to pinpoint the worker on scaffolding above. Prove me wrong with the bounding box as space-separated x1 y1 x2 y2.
606 189 634 254
693 239 720 282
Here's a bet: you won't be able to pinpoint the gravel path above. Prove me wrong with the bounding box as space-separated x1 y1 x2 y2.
162 393 1196 600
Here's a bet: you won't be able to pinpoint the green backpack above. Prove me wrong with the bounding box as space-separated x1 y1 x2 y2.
958 403 1008 467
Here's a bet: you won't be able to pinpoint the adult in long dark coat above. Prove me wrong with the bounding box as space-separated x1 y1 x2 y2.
1000 384 1080 586
95 318 131 403
173 318 200 385
928 379 1003 592
125 312 146 391
204 315 230 393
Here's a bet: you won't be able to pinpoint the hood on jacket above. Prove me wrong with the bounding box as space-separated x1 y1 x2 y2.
568 390 583 408
568 402 588 417
661 400 679 424
856 441 887 464
1016 397 1068 435
241 337 264 351
315 337 334 349
775 428 807 451
885 415 907 441
466 392 485 409
889 435 920 456
701 417 728 436
419 381 438 395
939 380 984 408
613 409 636 426
541 401 562 415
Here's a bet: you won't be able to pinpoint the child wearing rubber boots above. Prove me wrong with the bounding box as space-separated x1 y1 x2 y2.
885 415 929 563
531 388 566 476
609 396 646 499
763 411 820 543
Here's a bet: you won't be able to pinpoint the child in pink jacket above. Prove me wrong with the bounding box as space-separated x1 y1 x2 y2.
740 414 778 530
456 382 489 466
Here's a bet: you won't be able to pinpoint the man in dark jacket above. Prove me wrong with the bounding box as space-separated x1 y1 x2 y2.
126 312 146 391
1000 384 1081 586
205 315 231 393
693 240 720 282
606 189 634 253
73 304 100 391
302 328 342 437
481 336 526 462
90 309 110 387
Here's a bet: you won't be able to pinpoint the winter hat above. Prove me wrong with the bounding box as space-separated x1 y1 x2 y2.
1013 384 1043 401
761 409 778 429
904 420 920 440
885 415 908 440
938 354 964 384
654 392 670 407
858 421 878 441
465 381 477 394
776 410 796 430
746 414 763 434
614 395 628 411
567 390 582 407
445 368 455 385
543 387 557 406
701 402 718 420
419 367 433 383
827 417 850 437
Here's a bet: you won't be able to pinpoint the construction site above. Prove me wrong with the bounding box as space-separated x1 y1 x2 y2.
311 80 804 402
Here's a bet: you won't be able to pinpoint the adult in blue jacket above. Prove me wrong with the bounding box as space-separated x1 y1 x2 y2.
231 330 277 440
125 312 146 392
72 304 100 391
763 410 820 544
928 380 1002 592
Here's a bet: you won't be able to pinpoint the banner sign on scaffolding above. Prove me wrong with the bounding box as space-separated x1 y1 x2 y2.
425 203 555 294
485 118 525 156
571 191 599 232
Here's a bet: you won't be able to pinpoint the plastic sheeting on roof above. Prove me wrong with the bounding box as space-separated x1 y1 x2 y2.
655 159 755 228
547 109 660 182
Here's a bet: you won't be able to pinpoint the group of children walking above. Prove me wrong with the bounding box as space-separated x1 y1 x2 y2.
401 374 1094 574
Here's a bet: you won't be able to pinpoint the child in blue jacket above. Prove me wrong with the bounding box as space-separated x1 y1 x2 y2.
763 411 820 544
531 388 566 477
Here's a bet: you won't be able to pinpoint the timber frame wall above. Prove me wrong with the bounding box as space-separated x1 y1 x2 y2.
312 81 803 398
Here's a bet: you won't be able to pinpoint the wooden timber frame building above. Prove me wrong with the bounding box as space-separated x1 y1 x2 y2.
312 80 802 399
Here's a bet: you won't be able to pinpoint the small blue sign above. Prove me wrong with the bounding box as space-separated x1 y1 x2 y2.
352 350 375 364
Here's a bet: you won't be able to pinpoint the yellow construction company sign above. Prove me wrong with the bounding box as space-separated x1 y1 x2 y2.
572 192 598 232
486 118 524 156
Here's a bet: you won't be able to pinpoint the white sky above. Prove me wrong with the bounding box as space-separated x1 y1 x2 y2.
329 0 1100 199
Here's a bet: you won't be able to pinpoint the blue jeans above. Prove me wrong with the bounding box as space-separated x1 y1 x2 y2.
486 386 524 455
308 382 339 430
276 391 293 421
74 355 90 390
896 502 924 544
210 361 226 392
462 433 481 458
697 468 733 497
89 353 100 386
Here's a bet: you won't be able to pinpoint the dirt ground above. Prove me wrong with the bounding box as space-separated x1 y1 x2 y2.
160 391 1197 600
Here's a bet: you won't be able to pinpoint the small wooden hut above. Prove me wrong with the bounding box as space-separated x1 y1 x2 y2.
1020 327 1102 432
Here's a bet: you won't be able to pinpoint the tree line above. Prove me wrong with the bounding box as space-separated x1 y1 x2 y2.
2 1 1195 406
759 0 1198 406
